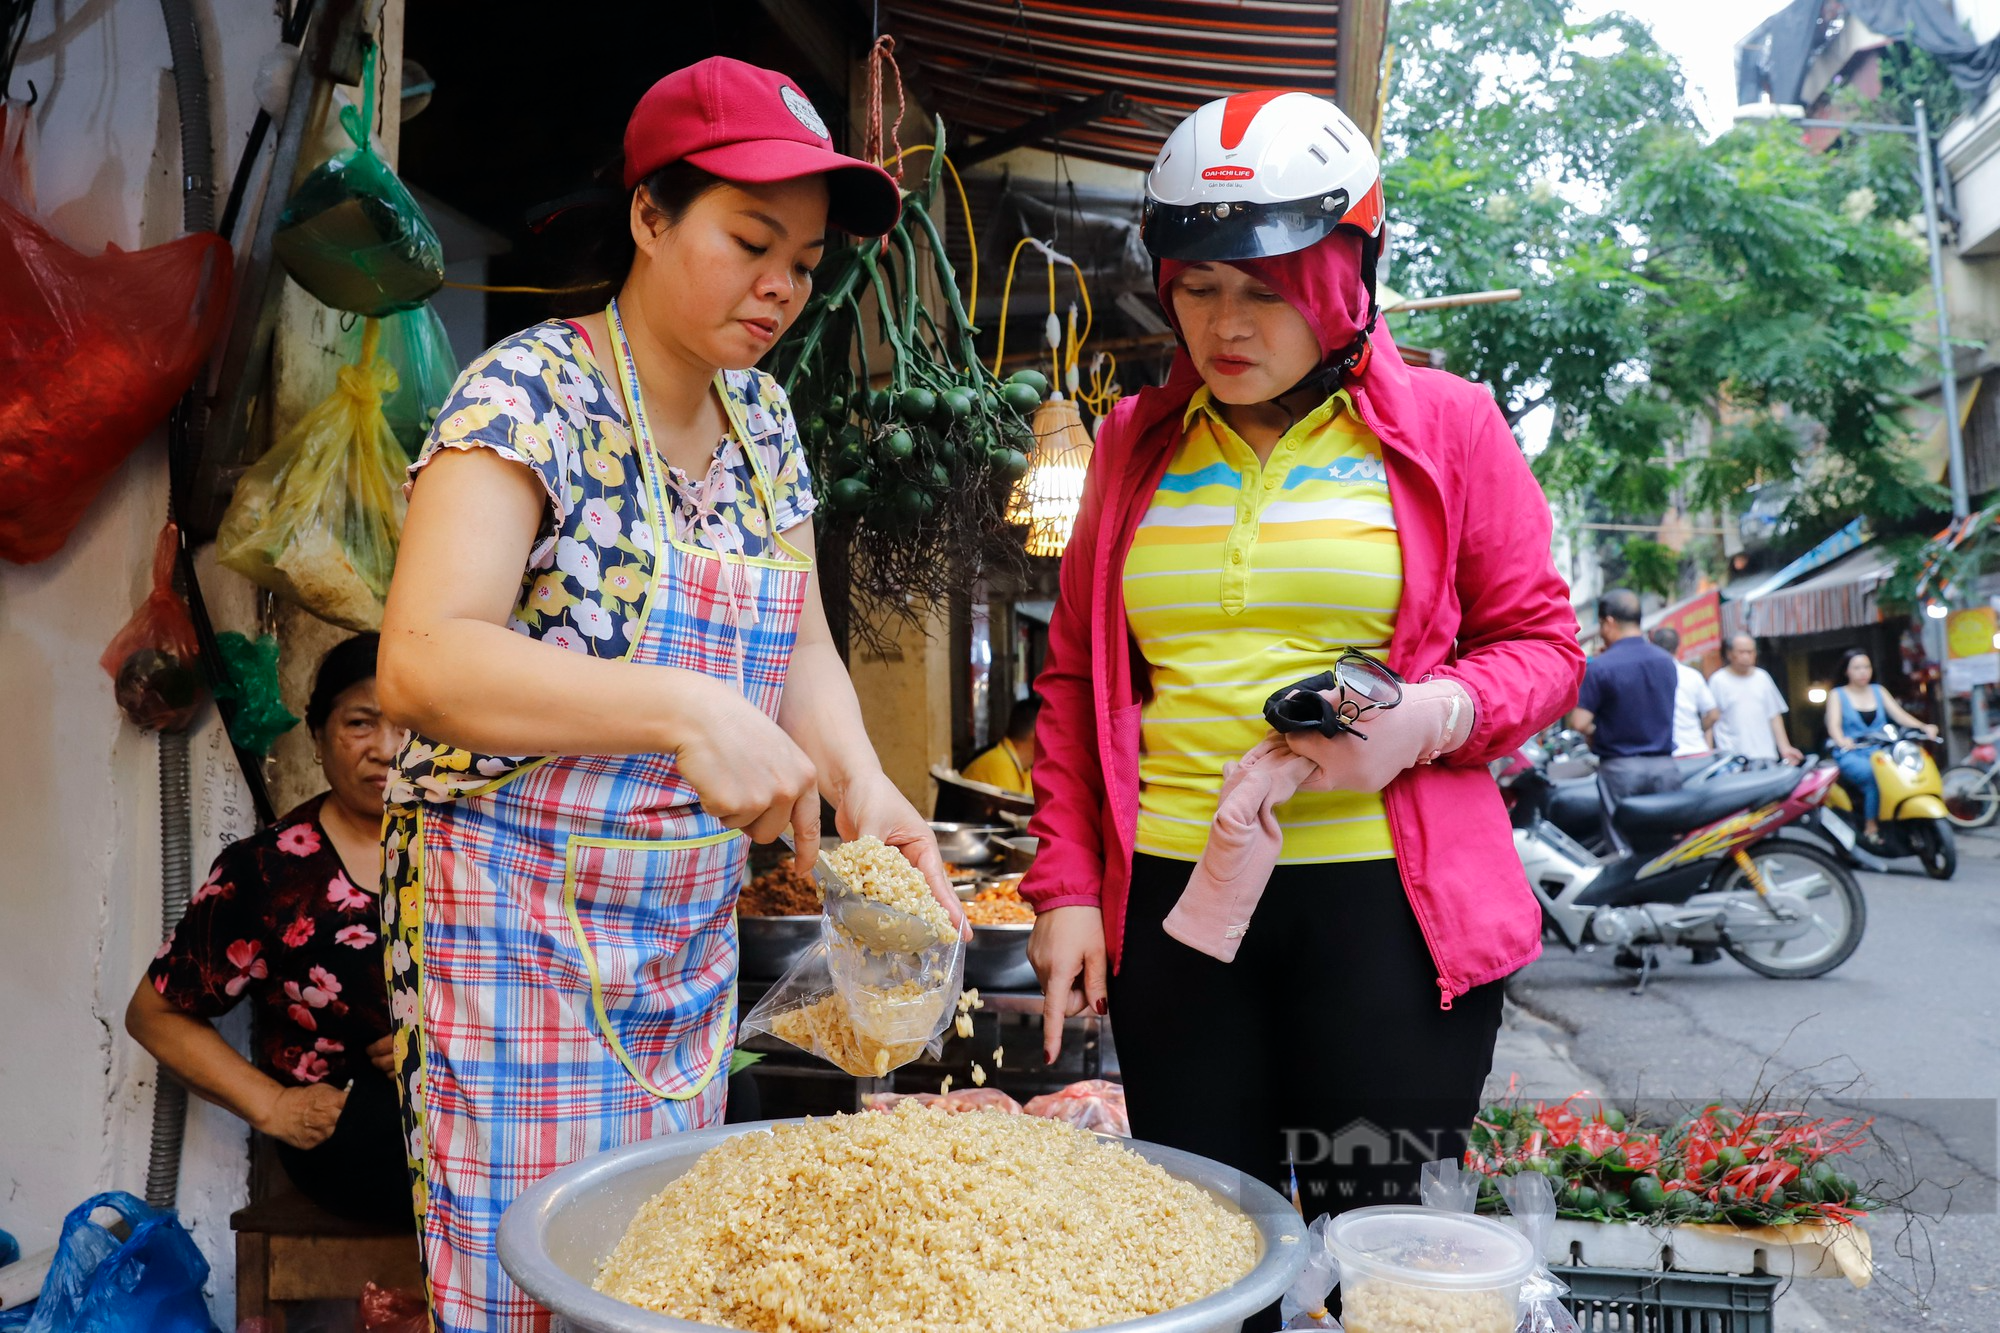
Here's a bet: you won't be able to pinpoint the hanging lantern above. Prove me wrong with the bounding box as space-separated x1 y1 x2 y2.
1008 394 1094 557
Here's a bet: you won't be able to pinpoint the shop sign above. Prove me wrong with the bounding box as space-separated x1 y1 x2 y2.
1944 606 1999 691
1651 590 1721 662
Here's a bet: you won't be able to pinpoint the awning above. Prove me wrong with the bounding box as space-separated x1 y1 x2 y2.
1722 545 1900 640
881 0 1388 171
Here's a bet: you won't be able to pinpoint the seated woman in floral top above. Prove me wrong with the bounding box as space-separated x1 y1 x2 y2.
125 635 411 1222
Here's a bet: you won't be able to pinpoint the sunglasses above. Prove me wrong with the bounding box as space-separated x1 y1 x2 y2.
1263 650 1405 740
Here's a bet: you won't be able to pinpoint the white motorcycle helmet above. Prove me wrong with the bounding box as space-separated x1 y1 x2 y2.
1142 91 1386 382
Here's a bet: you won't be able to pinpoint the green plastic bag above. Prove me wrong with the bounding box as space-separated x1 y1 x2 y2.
216 319 405 630
273 44 443 316
341 302 455 459
212 631 299 757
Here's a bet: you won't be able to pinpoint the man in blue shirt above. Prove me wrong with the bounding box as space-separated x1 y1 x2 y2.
1568 588 1682 801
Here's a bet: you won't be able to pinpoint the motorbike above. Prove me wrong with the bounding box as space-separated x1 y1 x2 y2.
1497 746 1867 987
1534 745 1741 854
1806 726 1955 880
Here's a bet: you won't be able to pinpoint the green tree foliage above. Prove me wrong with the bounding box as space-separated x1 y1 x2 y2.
1384 0 1945 544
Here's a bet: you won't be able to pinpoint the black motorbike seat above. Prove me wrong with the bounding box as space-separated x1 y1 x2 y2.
1547 779 1604 839
1612 767 1802 838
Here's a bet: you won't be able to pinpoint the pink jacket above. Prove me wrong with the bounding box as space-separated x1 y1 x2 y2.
1019 326 1586 1007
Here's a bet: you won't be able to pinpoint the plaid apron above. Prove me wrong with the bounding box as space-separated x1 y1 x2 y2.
381 305 810 1332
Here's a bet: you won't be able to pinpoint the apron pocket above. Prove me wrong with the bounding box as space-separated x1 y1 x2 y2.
561 832 740 1100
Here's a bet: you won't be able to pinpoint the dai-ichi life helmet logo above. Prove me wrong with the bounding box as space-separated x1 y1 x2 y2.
1201 165 1256 181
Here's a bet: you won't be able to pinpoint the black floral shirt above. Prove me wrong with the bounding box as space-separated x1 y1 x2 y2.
148 796 389 1088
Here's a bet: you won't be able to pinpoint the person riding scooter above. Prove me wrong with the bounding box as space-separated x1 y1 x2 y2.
1820 648 1955 879
1825 648 1936 841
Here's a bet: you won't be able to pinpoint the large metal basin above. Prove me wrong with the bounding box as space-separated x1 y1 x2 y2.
498 1119 1308 1333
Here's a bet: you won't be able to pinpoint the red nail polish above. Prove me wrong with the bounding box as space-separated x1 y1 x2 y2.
1095 998 1107 1016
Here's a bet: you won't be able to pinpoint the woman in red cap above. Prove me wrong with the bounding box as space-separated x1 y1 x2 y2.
373 58 960 1330
1023 91 1584 1239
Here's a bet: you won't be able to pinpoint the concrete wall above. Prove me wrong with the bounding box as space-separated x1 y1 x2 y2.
0 1 288 1323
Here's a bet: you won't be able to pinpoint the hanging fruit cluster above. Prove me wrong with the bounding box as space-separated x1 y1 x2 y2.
771 123 1041 638
801 365 1046 527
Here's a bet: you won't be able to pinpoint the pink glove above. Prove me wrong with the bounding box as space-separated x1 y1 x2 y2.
1287 678 1476 793
1163 737 1319 963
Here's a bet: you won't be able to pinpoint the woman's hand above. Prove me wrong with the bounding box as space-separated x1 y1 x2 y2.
1925 724 1942 741
367 1034 397 1075
257 1083 349 1151
676 678 822 860
835 770 969 939
1028 905 1108 1064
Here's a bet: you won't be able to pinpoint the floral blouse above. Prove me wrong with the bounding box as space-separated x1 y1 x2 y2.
384 317 816 807
149 796 389 1088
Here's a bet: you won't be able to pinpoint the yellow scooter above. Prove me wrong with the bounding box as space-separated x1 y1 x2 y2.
1817 726 1956 879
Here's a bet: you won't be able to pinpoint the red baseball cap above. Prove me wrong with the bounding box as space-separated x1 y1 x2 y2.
624 57 901 237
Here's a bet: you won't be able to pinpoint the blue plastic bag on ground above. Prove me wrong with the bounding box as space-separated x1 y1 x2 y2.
21 1192 216 1333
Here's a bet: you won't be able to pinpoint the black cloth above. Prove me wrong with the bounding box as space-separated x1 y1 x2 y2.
1848 0 2000 103
1576 636 1679 759
1738 0 2000 108
1111 855 1506 1327
1598 754 1686 803
1108 855 1505 1210
274 1064 412 1226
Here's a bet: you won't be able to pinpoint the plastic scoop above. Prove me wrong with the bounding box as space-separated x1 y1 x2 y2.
779 832 944 954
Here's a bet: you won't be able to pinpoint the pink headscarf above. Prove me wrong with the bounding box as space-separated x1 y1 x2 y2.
1155 231 1373 362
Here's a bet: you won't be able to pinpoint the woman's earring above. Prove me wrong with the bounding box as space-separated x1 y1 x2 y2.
313 751 323 765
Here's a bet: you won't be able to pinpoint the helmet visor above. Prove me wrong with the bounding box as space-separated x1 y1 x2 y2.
1142 192 1352 262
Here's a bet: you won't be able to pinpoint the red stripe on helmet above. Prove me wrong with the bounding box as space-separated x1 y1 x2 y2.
1218 89 1295 150
1342 178 1385 237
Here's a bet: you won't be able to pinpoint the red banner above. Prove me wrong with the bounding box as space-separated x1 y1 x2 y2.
1652 590 1722 662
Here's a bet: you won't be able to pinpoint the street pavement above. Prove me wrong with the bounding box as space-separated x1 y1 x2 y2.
1502 833 2000 1331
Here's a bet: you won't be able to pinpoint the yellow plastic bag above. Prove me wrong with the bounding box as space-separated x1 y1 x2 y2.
217 319 405 630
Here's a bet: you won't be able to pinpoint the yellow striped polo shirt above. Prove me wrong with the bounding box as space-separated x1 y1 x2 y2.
1123 386 1402 864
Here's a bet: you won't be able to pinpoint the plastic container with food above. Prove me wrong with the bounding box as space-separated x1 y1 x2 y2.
1324 1206 1536 1333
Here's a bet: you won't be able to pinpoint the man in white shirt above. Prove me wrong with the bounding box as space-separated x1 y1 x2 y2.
1707 634 1804 764
1650 627 1719 756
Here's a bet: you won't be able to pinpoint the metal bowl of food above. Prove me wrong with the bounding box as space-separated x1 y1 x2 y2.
735 915 820 982
964 921 1036 991
498 1120 1308 1333
928 821 1011 865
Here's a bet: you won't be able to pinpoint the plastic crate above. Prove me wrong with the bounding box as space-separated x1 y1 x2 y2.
1555 1265 1780 1333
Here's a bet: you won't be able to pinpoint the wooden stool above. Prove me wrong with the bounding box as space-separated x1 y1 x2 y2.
231 1191 422 1332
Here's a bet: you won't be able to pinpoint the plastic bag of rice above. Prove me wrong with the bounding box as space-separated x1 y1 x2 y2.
740 921 963 1078
594 1103 1259 1332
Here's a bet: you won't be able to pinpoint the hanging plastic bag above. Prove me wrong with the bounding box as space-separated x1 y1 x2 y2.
1281 1214 1344 1330
19 1191 216 1333
742 921 963 1078
1023 1080 1130 1136
216 318 406 630
0 122 231 563
212 631 300 756
1498 1174 1581 1333
97 524 204 732
272 44 442 317
340 302 456 459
